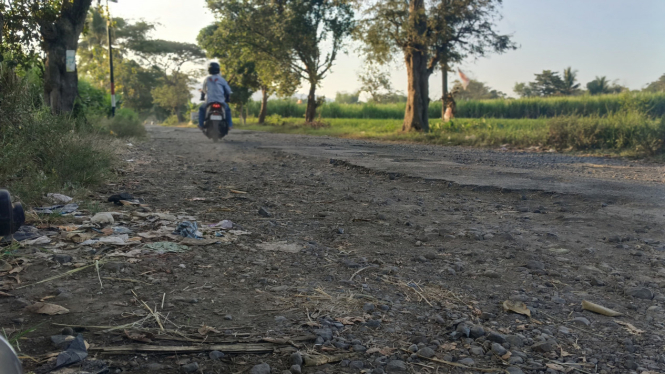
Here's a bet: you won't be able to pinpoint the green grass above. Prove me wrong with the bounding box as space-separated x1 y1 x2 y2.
239 113 665 157
246 91 665 120
240 116 550 148
1 65 117 205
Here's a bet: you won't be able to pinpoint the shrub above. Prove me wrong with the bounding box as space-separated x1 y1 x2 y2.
547 112 665 155
162 115 180 126
0 65 116 204
107 108 147 138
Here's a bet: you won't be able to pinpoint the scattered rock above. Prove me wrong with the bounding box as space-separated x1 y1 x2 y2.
61 327 74 336
526 260 545 270
91 212 114 226
291 352 303 366
385 360 407 373
491 343 507 356
572 317 591 326
458 358 475 366
209 351 224 360
250 363 271 374
626 287 654 300
506 367 524 374
417 347 436 358
487 332 506 344
349 361 364 369
470 325 485 339
258 207 272 217
531 340 556 353
146 363 169 371
181 362 199 373
505 335 523 348
363 303 376 312
53 254 73 264
290 365 302 374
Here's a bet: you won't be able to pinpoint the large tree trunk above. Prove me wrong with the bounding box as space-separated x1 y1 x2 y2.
403 49 430 132
41 0 92 113
402 0 429 132
258 86 268 124
305 81 317 123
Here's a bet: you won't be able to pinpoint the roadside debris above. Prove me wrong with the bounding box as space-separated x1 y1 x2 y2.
173 221 203 239
54 334 88 369
502 300 531 317
47 193 73 204
582 300 623 317
146 242 189 253
25 302 70 315
33 204 79 215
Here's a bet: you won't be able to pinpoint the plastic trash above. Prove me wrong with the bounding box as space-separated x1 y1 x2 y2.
210 220 233 229
1 225 40 243
54 334 88 369
47 193 73 204
108 192 136 205
33 204 78 215
173 221 203 239
112 226 132 235
91 212 114 226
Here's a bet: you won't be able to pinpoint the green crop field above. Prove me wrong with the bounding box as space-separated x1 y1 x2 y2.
246 92 665 120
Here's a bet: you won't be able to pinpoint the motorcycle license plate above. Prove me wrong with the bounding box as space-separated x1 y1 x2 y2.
210 115 223 120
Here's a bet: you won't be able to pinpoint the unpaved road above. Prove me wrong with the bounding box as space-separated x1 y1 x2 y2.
4 126 665 374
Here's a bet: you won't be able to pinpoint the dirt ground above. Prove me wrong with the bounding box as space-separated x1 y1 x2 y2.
3 127 665 374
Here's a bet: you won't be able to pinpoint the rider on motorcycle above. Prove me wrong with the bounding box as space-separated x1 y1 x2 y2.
199 62 233 131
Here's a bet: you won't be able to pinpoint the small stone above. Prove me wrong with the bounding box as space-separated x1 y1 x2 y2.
146 363 169 371
353 344 367 352
506 367 524 374
590 278 605 286
181 362 199 373
487 332 506 344
258 207 272 217
61 327 74 336
363 303 376 312
291 352 303 366
558 326 570 334
526 260 545 270
572 317 591 326
491 343 507 356
385 360 407 373
349 361 364 369
337 228 345 234
290 365 302 374
509 356 524 365
275 316 287 323
315 328 333 341
470 325 485 339
458 358 475 366
434 314 446 324
209 350 224 360
456 323 470 337
50 335 72 349
625 360 639 370
417 347 436 358
531 340 556 353
626 287 654 300
408 344 418 353
505 335 523 348
224 314 233 320
250 363 271 374
53 254 73 264
470 346 484 355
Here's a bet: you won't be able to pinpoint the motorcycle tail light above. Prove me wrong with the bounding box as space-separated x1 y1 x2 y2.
212 103 222 109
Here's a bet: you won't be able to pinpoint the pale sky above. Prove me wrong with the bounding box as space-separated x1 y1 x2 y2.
109 0 665 99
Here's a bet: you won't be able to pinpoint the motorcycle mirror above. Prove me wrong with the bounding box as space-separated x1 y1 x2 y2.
0 336 23 374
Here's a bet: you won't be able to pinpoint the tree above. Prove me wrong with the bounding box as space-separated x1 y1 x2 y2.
198 23 297 124
644 74 665 93
1 0 94 112
335 91 360 104
206 0 355 122
514 68 580 97
151 71 192 121
357 63 405 104
450 79 504 100
357 0 515 132
586 76 625 95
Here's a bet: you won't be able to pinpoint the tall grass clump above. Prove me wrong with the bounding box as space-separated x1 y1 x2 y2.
0 65 116 204
547 111 665 155
95 108 147 137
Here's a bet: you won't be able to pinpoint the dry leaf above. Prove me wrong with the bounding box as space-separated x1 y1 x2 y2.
546 363 565 371
501 352 512 360
25 302 69 315
198 324 220 335
503 300 531 317
230 189 247 194
616 321 644 335
440 342 457 351
124 329 153 343
365 347 382 354
192 198 206 201
9 266 22 274
0 261 12 272
40 295 56 302
560 348 572 357
304 321 321 327
582 300 622 317
379 347 396 355
0 291 12 297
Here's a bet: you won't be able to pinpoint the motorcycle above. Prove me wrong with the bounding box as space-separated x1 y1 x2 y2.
0 336 22 374
200 93 229 142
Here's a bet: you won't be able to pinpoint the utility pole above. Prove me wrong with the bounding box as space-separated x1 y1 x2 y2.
107 0 116 117
99 0 117 116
